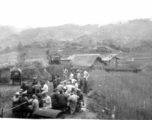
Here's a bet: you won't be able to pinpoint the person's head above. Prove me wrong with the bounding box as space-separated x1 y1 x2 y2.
33 76 37 79
70 91 74 95
40 81 45 86
15 92 20 97
19 89 23 93
69 79 72 83
22 82 26 86
67 82 70 85
33 76 37 82
59 90 63 94
63 86 67 92
60 81 64 85
63 81 67 85
43 93 47 97
32 94 37 99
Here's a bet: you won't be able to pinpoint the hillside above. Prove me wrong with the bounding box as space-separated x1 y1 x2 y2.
0 26 19 40
0 24 99 48
75 19 152 52
1 19 152 52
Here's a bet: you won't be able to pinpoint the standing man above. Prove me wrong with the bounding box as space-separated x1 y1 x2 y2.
41 81 49 94
51 89 59 109
12 92 20 115
67 92 79 114
69 71 74 80
52 75 58 89
57 90 68 112
63 67 68 80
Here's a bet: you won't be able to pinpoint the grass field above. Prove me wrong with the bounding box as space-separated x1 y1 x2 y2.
87 70 152 119
0 85 20 108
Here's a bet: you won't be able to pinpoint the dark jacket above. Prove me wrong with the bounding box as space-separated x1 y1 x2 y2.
19 97 28 111
51 92 58 108
57 94 67 106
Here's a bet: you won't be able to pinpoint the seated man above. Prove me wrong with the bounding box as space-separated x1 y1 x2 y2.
28 94 39 118
20 82 27 93
37 93 44 108
41 81 49 94
43 93 52 109
18 93 31 118
32 82 41 95
26 82 34 98
12 92 20 115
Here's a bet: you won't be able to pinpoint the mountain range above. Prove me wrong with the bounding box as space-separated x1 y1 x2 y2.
1 18 152 52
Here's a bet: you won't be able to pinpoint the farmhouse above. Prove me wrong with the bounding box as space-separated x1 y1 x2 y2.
69 54 106 69
101 53 119 67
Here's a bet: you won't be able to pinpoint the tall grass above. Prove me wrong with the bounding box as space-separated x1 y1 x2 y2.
0 85 19 107
87 70 152 119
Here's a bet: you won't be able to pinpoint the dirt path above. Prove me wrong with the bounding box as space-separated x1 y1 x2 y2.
64 96 97 119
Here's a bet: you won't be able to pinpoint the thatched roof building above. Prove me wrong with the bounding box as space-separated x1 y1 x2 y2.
70 54 106 69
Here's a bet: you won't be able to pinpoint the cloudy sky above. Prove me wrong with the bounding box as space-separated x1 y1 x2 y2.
0 0 151 28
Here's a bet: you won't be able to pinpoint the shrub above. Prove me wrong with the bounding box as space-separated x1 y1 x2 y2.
0 68 10 83
46 65 63 78
22 66 42 80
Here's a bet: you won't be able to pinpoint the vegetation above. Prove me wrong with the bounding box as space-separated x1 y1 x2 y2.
0 85 19 107
17 42 27 68
87 70 152 119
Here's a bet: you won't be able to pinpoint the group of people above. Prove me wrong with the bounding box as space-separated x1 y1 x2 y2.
12 67 89 118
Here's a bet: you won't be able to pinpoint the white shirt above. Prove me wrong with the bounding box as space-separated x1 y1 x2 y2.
77 73 81 80
75 83 79 89
32 98 39 112
71 78 77 83
41 84 48 94
69 73 74 80
67 84 75 92
84 71 89 79
43 95 52 109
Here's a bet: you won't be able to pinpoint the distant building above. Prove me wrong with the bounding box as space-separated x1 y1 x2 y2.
101 53 120 68
69 54 106 69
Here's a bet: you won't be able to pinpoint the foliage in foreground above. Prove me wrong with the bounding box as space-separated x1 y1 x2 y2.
0 85 19 107
87 70 152 119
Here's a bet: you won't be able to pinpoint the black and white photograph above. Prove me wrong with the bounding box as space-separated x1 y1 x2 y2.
0 0 152 119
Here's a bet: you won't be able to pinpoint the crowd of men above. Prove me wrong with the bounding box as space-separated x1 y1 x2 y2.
12 67 89 118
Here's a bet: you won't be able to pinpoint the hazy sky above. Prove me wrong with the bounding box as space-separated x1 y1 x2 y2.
0 0 151 28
